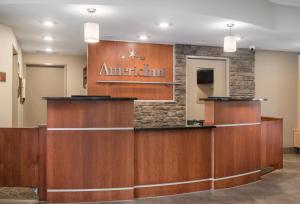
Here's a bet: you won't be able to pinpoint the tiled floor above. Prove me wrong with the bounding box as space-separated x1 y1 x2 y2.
1 154 300 204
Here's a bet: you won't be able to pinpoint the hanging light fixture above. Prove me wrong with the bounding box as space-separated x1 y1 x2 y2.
84 8 99 43
224 24 237 53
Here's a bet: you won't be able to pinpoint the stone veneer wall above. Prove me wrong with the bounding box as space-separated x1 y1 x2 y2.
0 187 37 200
135 44 255 128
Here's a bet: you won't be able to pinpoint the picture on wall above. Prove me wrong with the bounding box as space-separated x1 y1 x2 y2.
0 72 6 82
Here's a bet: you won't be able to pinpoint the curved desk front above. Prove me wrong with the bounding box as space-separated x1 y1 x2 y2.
44 97 282 203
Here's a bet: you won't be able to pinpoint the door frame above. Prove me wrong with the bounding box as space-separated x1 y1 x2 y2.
185 56 230 124
24 63 67 127
25 63 67 97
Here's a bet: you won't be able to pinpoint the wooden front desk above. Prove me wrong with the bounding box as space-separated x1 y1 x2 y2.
261 117 283 169
134 128 213 198
45 97 135 203
204 100 262 189
32 97 282 203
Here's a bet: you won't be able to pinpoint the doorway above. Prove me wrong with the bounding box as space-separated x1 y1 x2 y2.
23 64 65 127
12 48 19 127
186 57 229 121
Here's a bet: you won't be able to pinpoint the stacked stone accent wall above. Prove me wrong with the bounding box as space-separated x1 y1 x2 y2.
0 187 37 200
134 45 255 127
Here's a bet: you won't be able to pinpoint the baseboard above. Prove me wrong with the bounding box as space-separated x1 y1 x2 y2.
283 147 299 154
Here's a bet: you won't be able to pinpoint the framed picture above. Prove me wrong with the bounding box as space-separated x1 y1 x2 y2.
0 72 6 82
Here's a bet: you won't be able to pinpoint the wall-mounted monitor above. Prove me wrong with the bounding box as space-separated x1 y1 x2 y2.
197 69 214 84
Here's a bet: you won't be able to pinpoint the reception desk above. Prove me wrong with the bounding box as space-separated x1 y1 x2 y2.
204 99 262 189
39 96 282 203
44 96 136 203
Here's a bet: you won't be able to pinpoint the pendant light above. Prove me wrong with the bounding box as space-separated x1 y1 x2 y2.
84 8 99 43
224 24 237 53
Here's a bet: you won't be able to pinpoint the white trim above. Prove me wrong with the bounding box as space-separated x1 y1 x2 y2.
47 187 134 193
47 127 134 131
215 122 261 127
47 170 261 193
135 178 212 189
185 56 230 125
213 170 261 181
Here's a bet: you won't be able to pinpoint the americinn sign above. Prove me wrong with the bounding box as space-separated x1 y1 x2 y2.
99 62 166 77
88 40 173 100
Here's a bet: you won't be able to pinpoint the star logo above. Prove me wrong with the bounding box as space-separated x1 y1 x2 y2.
128 50 136 59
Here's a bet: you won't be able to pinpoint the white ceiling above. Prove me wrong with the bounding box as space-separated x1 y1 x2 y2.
0 0 300 55
269 0 300 7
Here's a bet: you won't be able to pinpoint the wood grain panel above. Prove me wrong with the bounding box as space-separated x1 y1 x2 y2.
87 40 173 100
47 130 134 189
47 190 133 203
205 101 261 125
38 126 47 201
214 125 261 179
0 128 39 187
214 172 260 189
89 84 173 100
135 181 211 198
261 117 283 169
134 129 212 197
47 100 134 128
204 101 214 125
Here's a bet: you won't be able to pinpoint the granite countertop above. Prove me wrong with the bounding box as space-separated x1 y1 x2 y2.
199 97 267 101
134 125 215 131
43 95 137 101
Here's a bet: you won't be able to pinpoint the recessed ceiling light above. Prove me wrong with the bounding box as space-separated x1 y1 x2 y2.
43 21 55 27
43 36 53 41
235 36 242 41
45 48 53 53
139 35 148 40
44 63 53 65
159 22 171 28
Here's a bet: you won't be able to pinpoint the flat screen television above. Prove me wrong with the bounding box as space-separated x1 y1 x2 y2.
197 69 214 84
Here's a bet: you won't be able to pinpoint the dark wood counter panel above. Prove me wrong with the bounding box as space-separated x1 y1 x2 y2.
261 117 283 170
134 129 212 197
46 131 134 203
213 125 261 189
47 100 134 128
205 100 262 189
45 98 135 203
0 128 40 187
0 97 282 203
204 100 261 125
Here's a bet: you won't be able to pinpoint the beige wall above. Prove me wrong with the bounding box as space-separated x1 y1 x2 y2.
255 50 298 147
186 58 227 121
23 53 86 96
24 66 65 127
12 53 19 127
0 24 23 127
